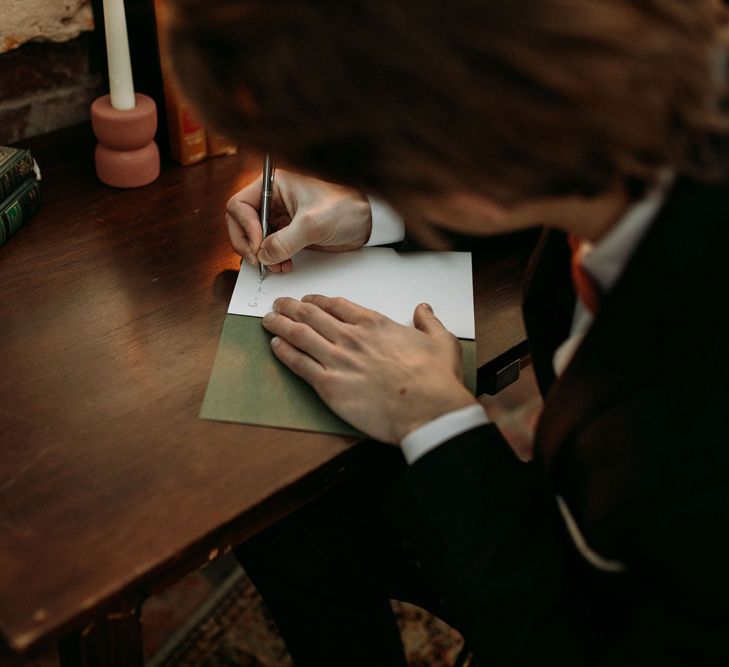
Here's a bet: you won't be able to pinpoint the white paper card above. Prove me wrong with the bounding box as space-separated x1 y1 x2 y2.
227 248 475 339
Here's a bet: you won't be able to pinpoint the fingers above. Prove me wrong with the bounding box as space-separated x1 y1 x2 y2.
269 336 326 388
300 294 378 325
262 259 293 273
226 177 264 257
262 308 338 365
257 212 323 266
226 213 256 266
227 177 295 272
269 297 347 343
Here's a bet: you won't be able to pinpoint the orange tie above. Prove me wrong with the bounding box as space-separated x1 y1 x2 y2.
568 235 602 315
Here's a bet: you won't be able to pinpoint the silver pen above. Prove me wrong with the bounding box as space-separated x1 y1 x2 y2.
259 152 275 280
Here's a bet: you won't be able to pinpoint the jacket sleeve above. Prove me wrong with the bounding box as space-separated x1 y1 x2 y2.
387 422 729 666
386 423 588 666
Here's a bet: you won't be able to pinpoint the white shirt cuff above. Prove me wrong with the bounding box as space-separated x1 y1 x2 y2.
400 404 490 465
365 196 406 246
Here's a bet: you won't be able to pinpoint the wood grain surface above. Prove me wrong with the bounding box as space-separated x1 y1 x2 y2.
0 124 533 653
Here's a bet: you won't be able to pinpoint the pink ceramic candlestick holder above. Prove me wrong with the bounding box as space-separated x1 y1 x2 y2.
91 93 160 188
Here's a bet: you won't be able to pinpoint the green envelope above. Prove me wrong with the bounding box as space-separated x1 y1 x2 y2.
200 314 477 437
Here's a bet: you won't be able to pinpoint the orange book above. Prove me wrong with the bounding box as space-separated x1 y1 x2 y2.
154 0 207 165
167 94 207 165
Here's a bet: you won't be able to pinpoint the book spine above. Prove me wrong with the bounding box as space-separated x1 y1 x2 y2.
206 133 238 158
0 149 36 203
168 98 208 165
0 178 41 248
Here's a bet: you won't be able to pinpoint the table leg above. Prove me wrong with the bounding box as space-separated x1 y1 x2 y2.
57 601 144 667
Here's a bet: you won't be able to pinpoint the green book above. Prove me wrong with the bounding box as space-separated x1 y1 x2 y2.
0 177 41 248
0 146 38 203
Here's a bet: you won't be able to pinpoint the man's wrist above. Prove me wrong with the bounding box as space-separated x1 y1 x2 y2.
400 403 490 465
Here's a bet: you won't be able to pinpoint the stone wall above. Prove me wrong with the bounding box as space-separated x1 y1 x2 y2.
1 0 94 52
0 1 101 144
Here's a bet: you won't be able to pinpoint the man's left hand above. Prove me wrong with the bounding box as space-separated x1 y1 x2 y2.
262 296 477 444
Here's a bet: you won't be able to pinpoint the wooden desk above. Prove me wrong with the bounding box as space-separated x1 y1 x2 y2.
0 124 533 664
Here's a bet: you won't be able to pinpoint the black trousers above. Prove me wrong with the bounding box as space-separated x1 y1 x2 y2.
234 451 469 667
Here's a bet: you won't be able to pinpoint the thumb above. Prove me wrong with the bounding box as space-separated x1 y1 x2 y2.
413 303 447 336
258 207 330 265
257 222 310 265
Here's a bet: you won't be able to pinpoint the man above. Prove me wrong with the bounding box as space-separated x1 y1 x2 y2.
168 1 729 664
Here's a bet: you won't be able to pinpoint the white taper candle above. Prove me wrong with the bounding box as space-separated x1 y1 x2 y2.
102 0 136 110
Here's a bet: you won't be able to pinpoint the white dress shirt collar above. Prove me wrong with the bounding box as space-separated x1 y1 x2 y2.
554 170 674 378
579 169 675 293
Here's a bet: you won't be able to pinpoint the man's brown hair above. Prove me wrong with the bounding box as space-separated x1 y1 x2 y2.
167 0 728 204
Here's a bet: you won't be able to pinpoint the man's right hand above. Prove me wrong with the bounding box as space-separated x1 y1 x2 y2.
225 170 373 272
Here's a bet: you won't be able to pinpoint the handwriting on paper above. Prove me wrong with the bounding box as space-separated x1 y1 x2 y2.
228 248 475 340
247 282 267 309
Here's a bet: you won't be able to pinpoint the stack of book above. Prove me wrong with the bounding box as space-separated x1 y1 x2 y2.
154 0 237 166
90 0 237 167
0 146 41 249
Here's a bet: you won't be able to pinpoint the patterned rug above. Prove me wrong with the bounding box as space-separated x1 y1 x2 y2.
152 569 465 667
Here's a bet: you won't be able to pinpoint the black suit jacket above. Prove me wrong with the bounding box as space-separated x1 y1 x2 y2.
389 177 729 665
